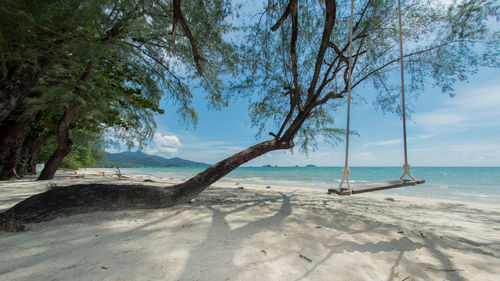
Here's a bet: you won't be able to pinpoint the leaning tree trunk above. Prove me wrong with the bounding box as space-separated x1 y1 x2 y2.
170 139 293 201
37 108 76 180
37 61 94 180
0 139 293 229
0 111 33 180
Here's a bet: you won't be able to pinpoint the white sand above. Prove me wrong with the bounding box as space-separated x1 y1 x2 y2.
1 169 500 281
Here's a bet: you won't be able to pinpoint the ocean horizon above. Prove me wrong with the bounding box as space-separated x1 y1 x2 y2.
94 166 500 205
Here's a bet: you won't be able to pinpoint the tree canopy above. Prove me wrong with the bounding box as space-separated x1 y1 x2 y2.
0 0 238 180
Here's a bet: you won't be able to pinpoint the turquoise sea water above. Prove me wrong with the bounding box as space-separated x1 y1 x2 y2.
116 166 500 205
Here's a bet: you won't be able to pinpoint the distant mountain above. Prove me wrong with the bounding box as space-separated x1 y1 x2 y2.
99 151 210 168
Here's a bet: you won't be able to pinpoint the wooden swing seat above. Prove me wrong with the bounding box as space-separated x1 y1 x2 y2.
328 179 425 195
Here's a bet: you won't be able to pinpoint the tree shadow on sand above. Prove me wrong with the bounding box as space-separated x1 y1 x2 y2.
2 187 497 280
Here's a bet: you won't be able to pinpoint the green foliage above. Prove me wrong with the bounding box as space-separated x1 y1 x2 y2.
4 0 238 164
60 148 95 170
8 0 241 175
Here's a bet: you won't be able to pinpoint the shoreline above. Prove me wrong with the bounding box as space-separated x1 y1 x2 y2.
1 169 500 280
80 166 500 206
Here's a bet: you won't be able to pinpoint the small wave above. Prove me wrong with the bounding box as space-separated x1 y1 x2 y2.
230 176 264 182
331 179 372 184
454 192 492 198
439 185 448 190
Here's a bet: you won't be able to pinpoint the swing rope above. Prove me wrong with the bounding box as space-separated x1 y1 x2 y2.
397 0 416 181
338 0 355 194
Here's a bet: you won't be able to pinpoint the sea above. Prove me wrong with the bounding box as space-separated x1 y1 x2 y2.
111 166 500 205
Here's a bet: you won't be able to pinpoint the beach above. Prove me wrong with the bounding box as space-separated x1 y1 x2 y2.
1 169 500 281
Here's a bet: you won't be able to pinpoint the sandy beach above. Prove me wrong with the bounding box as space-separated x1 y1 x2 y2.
1 169 500 281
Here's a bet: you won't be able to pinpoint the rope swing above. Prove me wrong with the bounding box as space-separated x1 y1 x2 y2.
397 0 416 181
337 0 355 194
332 0 424 195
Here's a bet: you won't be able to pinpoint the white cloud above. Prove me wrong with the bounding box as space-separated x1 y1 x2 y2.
415 134 433 140
155 133 182 150
414 84 500 134
183 140 231 149
362 139 402 147
410 143 500 166
144 133 182 156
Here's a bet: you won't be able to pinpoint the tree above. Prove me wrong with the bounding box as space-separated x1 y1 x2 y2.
0 0 235 180
0 0 109 179
2 0 499 228
36 55 166 180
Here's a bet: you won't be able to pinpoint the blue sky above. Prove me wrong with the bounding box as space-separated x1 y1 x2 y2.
136 66 500 167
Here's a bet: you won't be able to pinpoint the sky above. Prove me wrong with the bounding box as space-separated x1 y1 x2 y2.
109 2 500 167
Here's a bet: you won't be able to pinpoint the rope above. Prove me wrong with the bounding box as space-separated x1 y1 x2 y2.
397 0 416 181
338 167 351 191
338 0 355 194
400 163 416 181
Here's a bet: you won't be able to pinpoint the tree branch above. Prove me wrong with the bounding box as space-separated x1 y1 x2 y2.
329 42 349 64
306 0 336 102
269 0 301 139
171 19 178 42
270 1 292 31
314 55 342 102
318 0 371 97
289 0 301 109
276 87 295 139
281 0 337 142
102 8 146 42
352 42 452 89
130 45 188 103
314 89 346 106
172 0 205 74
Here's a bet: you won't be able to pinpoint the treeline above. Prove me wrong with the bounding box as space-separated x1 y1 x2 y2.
0 0 233 180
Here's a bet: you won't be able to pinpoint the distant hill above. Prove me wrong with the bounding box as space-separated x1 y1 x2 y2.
98 151 210 168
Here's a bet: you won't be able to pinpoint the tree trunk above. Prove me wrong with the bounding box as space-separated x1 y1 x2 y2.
0 61 45 122
37 61 94 180
37 108 76 180
170 139 293 201
28 135 50 175
0 112 32 180
16 131 50 176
